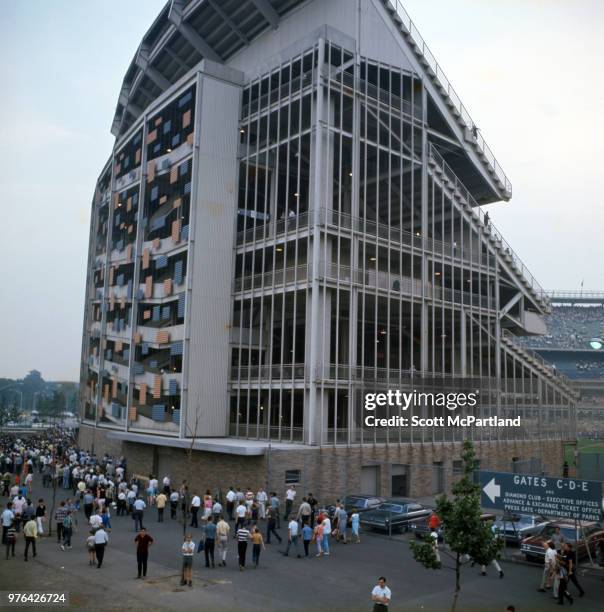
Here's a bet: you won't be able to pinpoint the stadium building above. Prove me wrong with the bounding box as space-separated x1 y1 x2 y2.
79 0 577 498
520 291 604 437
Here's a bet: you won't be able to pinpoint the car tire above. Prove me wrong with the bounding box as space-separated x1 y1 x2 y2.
524 554 540 564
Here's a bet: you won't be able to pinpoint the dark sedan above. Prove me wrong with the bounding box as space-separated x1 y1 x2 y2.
492 513 549 545
359 498 431 533
342 495 386 514
520 521 604 562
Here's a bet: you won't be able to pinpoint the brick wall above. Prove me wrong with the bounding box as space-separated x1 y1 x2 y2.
77 425 563 506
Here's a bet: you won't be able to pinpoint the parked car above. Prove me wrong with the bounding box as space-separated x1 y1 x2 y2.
410 512 495 543
520 521 604 563
359 498 431 533
342 495 386 514
492 513 550 545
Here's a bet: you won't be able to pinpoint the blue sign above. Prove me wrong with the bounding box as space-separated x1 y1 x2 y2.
479 471 603 522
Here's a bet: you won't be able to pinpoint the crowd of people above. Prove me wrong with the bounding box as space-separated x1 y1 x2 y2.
519 306 604 351
537 529 585 606
1 431 361 586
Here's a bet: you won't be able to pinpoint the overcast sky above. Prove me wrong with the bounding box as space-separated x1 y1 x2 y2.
1 0 602 381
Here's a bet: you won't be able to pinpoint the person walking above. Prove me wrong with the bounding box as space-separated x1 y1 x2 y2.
563 542 584 597
181 534 195 587
225 487 236 521
302 522 313 557
285 485 296 521
132 497 146 532
156 491 167 523
23 516 38 561
169 489 179 519
538 541 557 592
270 492 281 529
86 530 97 566
134 527 154 579
335 504 348 543
283 517 301 558
4 520 16 559
204 516 216 568
236 524 251 570
371 576 391 612
251 525 265 567
94 527 109 568
83 490 95 520
2 502 14 544
257 488 268 520
35 499 46 535
297 497 312 526
552 526 566 554
266 506 282 545
235 500 247 533
190 493 201 528
216 515 230 566
54 501 68 544
60 511 73 550
321 515 331 556
556 550 574 605
351 510 360 543
313 520 324 557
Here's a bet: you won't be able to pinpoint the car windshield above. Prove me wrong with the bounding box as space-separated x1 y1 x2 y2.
377 503 405 513
540 526 576 541
345 497 367 507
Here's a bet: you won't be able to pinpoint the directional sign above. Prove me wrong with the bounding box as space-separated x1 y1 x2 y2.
479 471 603 522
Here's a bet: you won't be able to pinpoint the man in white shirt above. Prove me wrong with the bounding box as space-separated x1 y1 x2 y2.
212 500 223 520
371 577 391 611
170 490 179 520
256 488 268 520
89 512 103 530
190 494 201 528
321 516 331 556
538 541 557 592
12 494 26 515
283 518 301 558
285 485 296 520
133 498 146 532
225 487 236 521
93 527 109 568
235 501 247 531
2 503 15 543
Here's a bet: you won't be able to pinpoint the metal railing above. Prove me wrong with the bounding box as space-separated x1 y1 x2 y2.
234 260 494 309
230 363 307 381
387 0 512 196
321 209 497 268
501 330 577 393
429 144 550 310
236 211 312 245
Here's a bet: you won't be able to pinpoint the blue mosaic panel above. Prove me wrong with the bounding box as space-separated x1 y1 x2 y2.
152 405 165 422
174 261 183 285
170 341 183 356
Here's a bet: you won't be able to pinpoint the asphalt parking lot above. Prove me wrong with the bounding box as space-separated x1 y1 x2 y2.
2 484 604 611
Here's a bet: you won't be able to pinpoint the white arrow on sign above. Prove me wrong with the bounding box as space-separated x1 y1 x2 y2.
483 478 501 504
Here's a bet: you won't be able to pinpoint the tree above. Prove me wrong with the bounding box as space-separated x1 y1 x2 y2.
410 440 503 612
0 404 20 428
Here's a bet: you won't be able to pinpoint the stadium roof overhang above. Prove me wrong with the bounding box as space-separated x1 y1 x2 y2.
111 0 307 139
